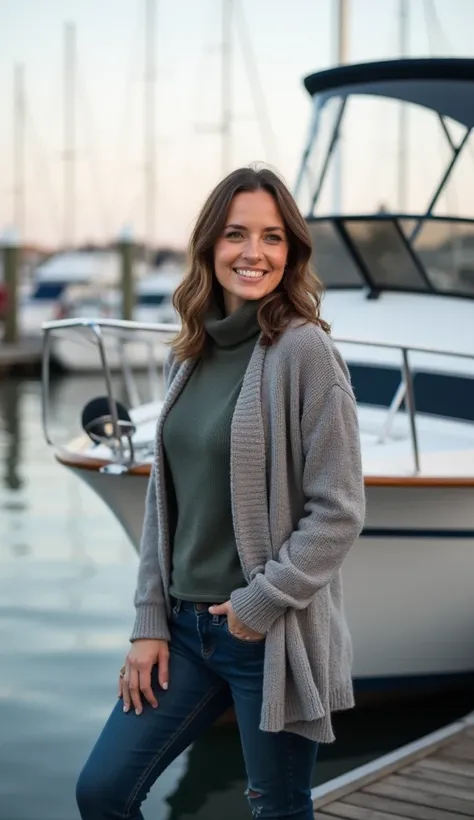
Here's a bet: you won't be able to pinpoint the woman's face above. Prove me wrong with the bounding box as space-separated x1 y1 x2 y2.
213 189 289 314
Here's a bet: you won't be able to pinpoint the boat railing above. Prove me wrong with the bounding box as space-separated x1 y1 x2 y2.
41 317 474 475
41 318 179 452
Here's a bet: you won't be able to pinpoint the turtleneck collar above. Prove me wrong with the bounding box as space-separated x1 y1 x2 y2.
204 298 261 348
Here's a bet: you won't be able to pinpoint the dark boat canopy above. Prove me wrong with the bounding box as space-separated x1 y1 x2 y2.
303 58 474 128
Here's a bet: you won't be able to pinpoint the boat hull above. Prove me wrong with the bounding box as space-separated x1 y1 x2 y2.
66 464 474 687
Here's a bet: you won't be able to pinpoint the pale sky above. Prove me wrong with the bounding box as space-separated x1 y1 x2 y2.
1 0 473 248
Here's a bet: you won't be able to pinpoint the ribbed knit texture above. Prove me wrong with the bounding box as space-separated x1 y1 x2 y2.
131 320 366 744
162 299 260 600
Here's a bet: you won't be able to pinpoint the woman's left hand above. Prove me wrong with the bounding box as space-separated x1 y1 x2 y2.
208 601 265 641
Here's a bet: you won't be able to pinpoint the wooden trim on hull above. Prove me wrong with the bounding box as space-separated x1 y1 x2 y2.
55 446 151 476
364 475 474 487
54 444 474 487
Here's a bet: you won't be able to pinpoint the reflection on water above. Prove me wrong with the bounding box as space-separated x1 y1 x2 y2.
1 375 474 820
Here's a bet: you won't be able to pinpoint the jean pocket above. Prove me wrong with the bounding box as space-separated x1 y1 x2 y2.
171 598 181 617
224 620 265 646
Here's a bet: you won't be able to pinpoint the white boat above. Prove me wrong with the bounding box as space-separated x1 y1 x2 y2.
20 249 147 338
40 57 474 694
40 315 474 694
51 266 182 372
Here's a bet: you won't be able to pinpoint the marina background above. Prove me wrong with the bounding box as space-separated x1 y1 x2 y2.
2 1 474 818
1 0 474 249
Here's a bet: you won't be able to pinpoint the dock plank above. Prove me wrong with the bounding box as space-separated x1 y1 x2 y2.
342 790 471 820
313 715 474 819
403 760 474 790
381 772 474 802
416 756 474 779
319 801 411 820
365 778 474 817
441 743 474 764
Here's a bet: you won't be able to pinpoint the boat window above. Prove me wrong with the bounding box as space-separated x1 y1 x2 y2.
307 220 364 287
407 218 474 296
33 282 67 300
343 219 429 291
138 293 167 306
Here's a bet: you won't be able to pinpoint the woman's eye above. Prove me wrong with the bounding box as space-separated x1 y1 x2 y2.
225 230 243 239
265 234 283 242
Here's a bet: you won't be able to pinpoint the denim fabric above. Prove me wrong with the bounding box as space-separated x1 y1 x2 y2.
76 601 318 819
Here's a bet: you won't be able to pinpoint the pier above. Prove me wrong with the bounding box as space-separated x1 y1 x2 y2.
0 335 42 375
313 712 474 818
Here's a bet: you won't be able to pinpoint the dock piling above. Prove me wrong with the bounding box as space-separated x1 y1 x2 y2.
118 228 135 321
2 232 19 344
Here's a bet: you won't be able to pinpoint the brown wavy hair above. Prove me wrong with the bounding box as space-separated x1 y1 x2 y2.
171 166 329 360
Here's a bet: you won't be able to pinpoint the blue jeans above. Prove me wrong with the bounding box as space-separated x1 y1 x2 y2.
76 600 318 819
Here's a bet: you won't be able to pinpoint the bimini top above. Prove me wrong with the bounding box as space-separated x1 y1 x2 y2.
303 58 474 128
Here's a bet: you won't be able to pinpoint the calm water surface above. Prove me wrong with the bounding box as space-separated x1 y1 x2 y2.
1 374 473 820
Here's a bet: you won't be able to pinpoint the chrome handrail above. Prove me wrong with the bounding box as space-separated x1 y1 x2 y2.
42 317 474 362
41 318 177 463
42 317 181 336
41 317 474 476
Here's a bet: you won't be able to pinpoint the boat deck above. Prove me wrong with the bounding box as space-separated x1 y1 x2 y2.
67 401 474 483
313 712 474 819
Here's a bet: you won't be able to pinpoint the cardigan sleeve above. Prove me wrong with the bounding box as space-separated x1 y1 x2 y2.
129 465 171 642
230 381 365 635
129 347 176 642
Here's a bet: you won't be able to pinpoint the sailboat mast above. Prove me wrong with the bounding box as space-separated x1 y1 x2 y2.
398 0 409 211
63 21 76 248
221 0 233 177
13 64 26 241
332 0 349 213
144 0 157 257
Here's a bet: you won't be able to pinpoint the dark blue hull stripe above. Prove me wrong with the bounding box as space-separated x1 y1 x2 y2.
362 527 474 539
348 361 474 422
354 670 474 692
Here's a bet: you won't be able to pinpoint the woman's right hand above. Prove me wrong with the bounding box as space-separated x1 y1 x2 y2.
119 638 169 715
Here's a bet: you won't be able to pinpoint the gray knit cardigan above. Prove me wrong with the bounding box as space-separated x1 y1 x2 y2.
131 320 366 743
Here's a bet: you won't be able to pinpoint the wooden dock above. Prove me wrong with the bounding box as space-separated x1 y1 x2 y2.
313 712 474 819
0 336 43 375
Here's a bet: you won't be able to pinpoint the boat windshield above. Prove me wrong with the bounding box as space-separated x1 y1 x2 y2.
296 60 474 298
308 216 474 297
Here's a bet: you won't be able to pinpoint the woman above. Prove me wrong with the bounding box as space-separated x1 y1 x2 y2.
76 166 365 820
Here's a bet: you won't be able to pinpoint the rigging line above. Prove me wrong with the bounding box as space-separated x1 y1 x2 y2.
75 60 112 239
423 0 461 219
24 107 62 241
422 0 451 54
111 3 143 235
122 185 144 237
234 0 279 165
422 0 437 55
428 0 453 53
183 0 218 187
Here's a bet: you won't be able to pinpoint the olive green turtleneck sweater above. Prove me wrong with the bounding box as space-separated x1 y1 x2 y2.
162 299 261 601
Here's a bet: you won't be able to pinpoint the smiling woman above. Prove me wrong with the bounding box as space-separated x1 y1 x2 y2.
76 165 365 820
171 165 330 360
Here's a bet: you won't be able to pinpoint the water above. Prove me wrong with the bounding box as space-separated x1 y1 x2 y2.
1 374 474 820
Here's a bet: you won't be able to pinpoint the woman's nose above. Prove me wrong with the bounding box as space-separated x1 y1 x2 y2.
242 238 262 263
